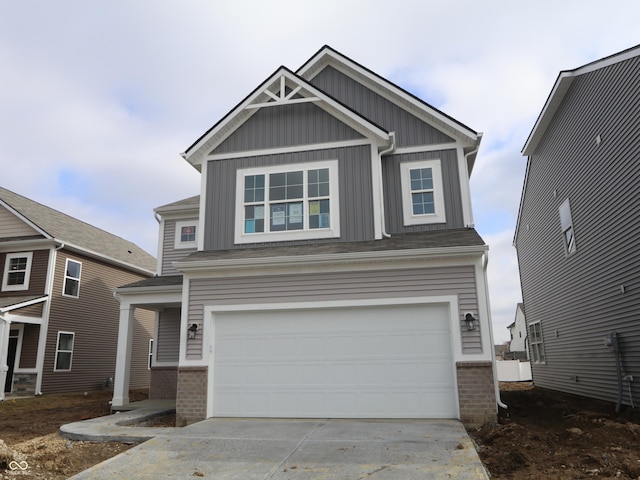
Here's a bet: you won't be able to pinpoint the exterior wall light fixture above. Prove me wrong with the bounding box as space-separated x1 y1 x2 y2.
188 323 198 339
465 313 477 331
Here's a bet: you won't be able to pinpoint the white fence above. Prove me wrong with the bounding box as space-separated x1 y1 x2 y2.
496 360 532 382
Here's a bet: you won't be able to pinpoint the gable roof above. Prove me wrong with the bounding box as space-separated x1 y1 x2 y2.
0 186 156 275
182 65 391 167
522 44 640 156
297 46 482 171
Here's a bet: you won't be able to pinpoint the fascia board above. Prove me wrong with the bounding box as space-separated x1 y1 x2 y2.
183 67 390 167
0 199 53 239
0 238 55 251
522 44 640 156
174 244 488 274
298 47 480 147
0 295 48 313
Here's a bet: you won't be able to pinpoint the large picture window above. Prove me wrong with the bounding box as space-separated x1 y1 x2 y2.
2 252 33 292
235 160 340 244
400 159 446 225
55 332 75 371
63 259 82 298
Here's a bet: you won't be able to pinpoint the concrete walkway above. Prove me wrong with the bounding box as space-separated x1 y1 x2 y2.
64 411 489 479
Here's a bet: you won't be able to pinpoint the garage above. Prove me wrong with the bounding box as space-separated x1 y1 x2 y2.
209 302 456 418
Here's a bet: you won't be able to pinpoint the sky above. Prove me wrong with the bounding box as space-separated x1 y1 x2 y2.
1 0 638 344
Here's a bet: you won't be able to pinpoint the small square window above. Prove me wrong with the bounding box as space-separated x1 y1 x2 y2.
2 252 33 292
174 220 199 249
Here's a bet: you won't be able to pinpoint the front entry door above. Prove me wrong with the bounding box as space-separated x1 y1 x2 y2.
4 330 19 393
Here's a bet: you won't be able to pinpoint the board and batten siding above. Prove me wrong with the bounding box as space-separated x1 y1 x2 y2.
204 145 374 250
212 102 364 155
516 54 640 406
309 65 455 148
0 205 39 238
185 265 481 360
156 308 180 363
42 251 154 393
383 150 465 232
161 219 198 276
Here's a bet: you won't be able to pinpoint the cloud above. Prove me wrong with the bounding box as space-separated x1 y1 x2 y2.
1 0 639 343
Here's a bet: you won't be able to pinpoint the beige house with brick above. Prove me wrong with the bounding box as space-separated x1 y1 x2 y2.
0 187 155 400
112 46 499 426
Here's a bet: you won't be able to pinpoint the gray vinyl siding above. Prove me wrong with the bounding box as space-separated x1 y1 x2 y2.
0 206 39 238
156 307 180 363
309 66 454 148
383 149 465 232
515 54 640 406
212 102 364 154
42 251 154 393
185 265 481 360
204 145 374 250
161 219 198 275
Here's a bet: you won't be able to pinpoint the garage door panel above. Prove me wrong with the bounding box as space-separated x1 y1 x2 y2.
211 303 456 418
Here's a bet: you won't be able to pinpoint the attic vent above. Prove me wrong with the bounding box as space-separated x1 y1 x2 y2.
127 250 132 254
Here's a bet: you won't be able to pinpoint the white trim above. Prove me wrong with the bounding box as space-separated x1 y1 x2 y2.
156 217 165 276
62 258 82 298
370 144 382 239
393 142 458 155
234 159 340 244
2 251 33 292
205 138 374 162
0 297 47 314
400 159 446 225
53 330 75 372
457 146 475 228
198 160 208 251
174 220 199 250
204 295 462 419
0 200 53 240
35 246 57 395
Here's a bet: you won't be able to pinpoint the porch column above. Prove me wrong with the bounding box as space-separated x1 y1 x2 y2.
0 315 9 401
112 302 134 407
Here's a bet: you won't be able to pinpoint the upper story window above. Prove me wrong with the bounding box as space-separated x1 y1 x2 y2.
559 199 576 255
175 220 198 249
400 159 446 225
63 259 81 298
234 160 340 244
2 252 33 292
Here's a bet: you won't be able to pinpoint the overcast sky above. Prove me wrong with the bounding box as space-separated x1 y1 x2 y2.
1 1 638 343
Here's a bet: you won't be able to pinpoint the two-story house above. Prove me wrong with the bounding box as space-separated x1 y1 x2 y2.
0 186 156 400
112 46 498 426
515 45 640 409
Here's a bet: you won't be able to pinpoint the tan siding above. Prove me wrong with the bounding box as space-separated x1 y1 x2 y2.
18 324 40 369
9 303 44 317
161 219 197 275
186 265 481 360
41 250 153 393
0 249 49 298
0 206 39 238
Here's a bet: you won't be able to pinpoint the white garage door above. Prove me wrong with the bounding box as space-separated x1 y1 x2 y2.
210 303 456 418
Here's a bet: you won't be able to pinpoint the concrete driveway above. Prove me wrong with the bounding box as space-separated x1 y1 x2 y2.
71 418 488 479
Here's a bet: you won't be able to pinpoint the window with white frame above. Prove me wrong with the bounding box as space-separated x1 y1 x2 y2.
55 331 74 371
2 252 33 292
63 259 81 298
174 220 198 249
148 338 154 370
400 159 446 225
559 199 576 255
235 160 340 244
528 322 545 363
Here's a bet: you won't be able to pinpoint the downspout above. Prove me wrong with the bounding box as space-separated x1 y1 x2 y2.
0 312 9 401
378 132 396 238
483 251 508 410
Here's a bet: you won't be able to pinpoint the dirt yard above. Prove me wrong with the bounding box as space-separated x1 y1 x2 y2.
470 382 640 479
1 384 640 479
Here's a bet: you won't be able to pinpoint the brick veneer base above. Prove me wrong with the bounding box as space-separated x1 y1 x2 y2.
456 361 497 426
149 367 178 400
175 366 208 426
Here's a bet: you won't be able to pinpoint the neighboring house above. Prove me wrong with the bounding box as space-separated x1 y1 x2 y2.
515 45 640 408
506 303 528 360
113 46 498 426
0 187 156 400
